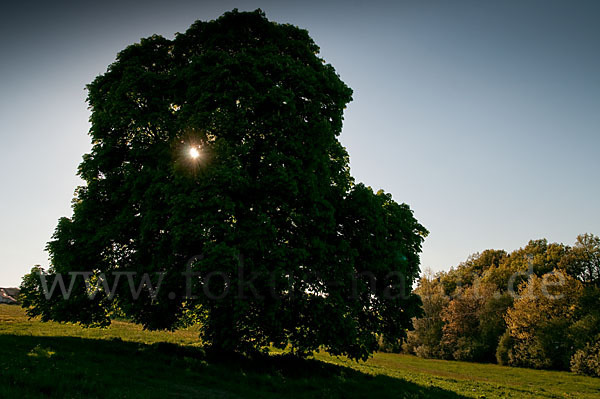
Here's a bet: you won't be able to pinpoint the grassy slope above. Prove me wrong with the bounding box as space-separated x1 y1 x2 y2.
1 305 598 398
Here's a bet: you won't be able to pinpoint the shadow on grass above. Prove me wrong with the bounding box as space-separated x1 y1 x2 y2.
0 334 467 399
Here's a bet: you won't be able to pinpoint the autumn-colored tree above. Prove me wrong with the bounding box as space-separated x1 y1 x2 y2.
482 239 567 291
503 271 583 369
439 249 506 296
559 233 600 286
441 281 512 362
403 272 448 358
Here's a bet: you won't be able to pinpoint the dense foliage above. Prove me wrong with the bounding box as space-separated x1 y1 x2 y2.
403 234 600 377
20 10 427 360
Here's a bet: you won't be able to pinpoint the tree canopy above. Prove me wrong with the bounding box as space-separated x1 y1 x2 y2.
21 10 427 360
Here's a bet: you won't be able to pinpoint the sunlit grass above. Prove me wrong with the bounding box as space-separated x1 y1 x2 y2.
1 304 599 398
0 304 202 346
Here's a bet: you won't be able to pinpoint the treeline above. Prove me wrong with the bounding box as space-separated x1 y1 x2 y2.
400 234 600 377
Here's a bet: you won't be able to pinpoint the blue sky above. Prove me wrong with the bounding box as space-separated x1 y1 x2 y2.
1 0 599 286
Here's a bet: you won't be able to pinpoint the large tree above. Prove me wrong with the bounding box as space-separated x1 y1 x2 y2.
21 10 427 360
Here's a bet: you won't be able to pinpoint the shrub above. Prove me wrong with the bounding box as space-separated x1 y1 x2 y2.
570 338 600 377
496 330 513 366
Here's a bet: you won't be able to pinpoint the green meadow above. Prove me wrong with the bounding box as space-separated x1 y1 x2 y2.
1 304 598 398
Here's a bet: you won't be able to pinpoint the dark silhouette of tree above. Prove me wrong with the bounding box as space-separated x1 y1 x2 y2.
20 10 427 360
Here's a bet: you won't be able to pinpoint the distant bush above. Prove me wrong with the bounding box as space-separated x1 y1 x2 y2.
449 337 488 362
377 335 402 353
495 331 513 366
570 338 600 377
414 343 444 359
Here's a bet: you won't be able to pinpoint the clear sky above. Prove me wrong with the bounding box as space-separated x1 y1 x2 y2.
1 0 599 286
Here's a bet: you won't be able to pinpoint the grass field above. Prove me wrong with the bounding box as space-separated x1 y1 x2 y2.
1 304 598 398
